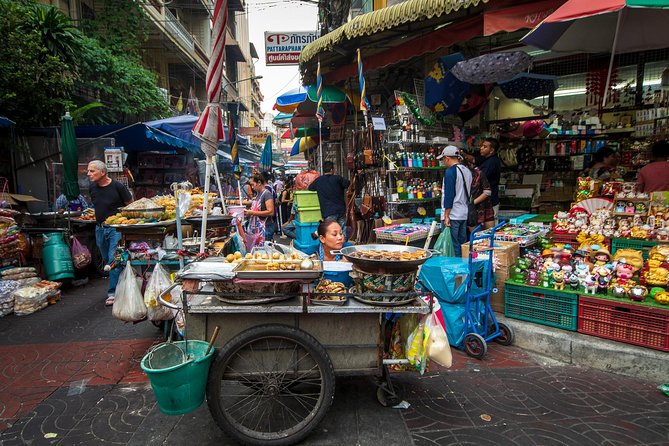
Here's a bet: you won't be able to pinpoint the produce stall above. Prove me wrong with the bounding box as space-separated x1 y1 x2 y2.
149 242 451 446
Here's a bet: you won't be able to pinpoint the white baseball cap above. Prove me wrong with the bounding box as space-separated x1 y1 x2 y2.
436 145 460 159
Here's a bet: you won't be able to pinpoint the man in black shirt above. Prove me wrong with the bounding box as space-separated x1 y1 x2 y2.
465 137 501 220
87 160 132 305
308 161 350 239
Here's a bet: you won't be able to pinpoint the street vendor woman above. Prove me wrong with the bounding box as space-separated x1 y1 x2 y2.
244 173 276 244
87 160 132 306
313 219 350 262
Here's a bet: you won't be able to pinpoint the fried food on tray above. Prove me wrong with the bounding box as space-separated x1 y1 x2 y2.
349 249 427 261
314 280 347 300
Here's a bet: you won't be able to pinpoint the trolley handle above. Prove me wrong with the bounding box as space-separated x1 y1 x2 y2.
158 283 180 310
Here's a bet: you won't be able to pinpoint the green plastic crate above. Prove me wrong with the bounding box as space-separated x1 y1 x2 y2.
504 283 578 331
296 206 322 223
293 191 320 208
611 238 665 261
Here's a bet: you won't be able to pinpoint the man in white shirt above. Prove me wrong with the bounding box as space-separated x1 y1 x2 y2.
437 146 472 257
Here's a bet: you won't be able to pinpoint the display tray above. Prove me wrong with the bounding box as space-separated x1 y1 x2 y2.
349 287 419 307
176 259 236 281
309 293 349 306
233 260 323 280
184 215 233 227
31 211 83 219
214 293 295 305
108 219 176 229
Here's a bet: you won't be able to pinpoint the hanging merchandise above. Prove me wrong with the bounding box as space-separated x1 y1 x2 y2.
451 52 532 84
498 73 558 100
458 84 493 123
399 93 436 127
424 52 470 116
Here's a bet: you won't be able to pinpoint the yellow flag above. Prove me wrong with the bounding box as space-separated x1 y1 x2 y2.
176 93 183 112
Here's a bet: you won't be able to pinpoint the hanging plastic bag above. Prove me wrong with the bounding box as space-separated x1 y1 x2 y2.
405 316 429 375
143 264 173 321
70 236 91 269
433 227 455 257
426 312 452 368
112 262 147 322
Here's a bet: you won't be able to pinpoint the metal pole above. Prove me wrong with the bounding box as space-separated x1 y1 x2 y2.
602 10 622 107
199 154 213 253
318 120 323 174
212 157 226 214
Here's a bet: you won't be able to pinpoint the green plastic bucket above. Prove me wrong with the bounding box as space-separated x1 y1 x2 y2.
140 340 215 415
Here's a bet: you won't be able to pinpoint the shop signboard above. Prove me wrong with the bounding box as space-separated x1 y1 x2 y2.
264 31 318 66
239 127 260 136
329 125 344 141
251 132 272 145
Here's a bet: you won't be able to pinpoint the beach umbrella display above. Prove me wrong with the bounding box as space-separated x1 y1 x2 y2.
521 0 669 105
290 137 319 156
498 73 558 100
60 112 79 200
451 51 532 84
274 85 347 115
191 0 229 252
260 135 272 171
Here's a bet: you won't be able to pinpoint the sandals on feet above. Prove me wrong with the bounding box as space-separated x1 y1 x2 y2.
105 296 115 306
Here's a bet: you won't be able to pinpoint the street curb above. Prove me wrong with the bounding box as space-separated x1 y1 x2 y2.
497 315 669 383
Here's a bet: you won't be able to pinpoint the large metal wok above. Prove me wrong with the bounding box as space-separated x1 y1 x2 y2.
332 244 434 273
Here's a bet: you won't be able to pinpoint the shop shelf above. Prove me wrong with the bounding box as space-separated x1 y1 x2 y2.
611 238 666 261
293 191 320 209
578 295 669 352
504 283 578 331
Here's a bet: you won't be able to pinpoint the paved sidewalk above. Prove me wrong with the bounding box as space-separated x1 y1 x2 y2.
1 278 667 445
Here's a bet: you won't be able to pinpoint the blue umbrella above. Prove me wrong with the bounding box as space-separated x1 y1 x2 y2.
260 135 273 170
499 73 558 100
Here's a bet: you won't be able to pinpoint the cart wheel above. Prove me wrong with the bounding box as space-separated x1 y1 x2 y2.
207 324 335 446
493 322 515 346
463 333 487 359
377 382 400 407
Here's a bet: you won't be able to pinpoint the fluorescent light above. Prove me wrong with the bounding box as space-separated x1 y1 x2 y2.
527 49 551 57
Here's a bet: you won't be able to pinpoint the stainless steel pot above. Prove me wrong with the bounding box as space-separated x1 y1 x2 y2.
332 244 434 272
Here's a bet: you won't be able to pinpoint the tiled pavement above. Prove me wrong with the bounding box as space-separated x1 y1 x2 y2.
0 278 667 445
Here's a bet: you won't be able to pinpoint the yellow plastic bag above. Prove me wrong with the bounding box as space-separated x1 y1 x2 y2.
406 316 429 374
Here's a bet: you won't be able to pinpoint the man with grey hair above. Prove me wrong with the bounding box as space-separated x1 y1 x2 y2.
87 160 132 306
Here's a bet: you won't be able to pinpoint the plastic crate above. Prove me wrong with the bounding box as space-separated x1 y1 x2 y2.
293 191 320 208
504 283 578 331
296 206 322 223
294 239 319 256
578 296 669 352
551 232 611 250
295 220 319 246
611 238 665 261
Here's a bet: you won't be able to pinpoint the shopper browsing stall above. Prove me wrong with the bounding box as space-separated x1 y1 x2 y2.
464 138 501 218
586 146 622 180
438 146 472 257
244 173 276 244
638 140 669 192
87 160 132 306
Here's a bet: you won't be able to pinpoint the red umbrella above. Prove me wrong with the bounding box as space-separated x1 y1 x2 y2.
191 0 228 252
192 0 228 156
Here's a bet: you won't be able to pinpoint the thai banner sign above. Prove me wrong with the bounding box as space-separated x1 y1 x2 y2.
265 31 318 66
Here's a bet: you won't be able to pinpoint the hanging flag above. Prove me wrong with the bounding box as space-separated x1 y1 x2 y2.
176 92 184 112
315 60 325 122
228 112 241 178
357 48 371 112
187 86 199 114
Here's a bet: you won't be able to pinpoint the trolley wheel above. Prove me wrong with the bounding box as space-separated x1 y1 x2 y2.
463 333 488 359
376 382 400 407
493 322 515 346
206 324 335 446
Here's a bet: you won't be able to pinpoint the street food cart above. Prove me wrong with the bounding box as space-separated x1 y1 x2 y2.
157 244 434 446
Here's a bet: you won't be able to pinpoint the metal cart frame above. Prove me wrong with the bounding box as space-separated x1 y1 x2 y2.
159 280 430 446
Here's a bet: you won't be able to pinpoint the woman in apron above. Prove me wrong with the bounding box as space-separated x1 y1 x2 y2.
244 173 276 246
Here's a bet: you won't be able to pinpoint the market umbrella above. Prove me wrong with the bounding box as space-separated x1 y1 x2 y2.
451 51 532 84
260 135 272 171
272 112 293 127
280 127 322 139
274 85 347 115
274 86 308 113
290 137 319 156
60 112 79 201
521 0 669 104
424 52 470 116
191 0 229 252
498 73 559 99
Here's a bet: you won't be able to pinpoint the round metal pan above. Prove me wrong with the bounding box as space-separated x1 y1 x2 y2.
184 215 233 227
332 244 433 273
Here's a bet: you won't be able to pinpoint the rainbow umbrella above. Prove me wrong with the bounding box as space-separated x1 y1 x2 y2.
190 0 228 251
290 137 319 156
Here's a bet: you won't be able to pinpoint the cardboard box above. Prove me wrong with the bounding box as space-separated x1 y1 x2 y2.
491 285 505 313
461 241 520 267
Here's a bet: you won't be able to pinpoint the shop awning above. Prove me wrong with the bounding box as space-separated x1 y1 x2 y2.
483 0 567 36
299 0 489 65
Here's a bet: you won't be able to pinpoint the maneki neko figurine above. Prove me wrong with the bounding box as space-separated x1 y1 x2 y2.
553 211 570 233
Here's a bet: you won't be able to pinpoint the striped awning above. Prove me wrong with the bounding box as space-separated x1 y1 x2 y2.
299 0 488 65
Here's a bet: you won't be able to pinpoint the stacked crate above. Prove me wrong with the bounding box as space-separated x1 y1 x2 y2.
293 191 321 255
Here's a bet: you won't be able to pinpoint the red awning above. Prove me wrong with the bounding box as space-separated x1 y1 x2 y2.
324 17 483 85
483 0 568 36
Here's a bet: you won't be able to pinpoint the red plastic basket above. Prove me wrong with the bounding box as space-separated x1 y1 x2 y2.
578 296 669 352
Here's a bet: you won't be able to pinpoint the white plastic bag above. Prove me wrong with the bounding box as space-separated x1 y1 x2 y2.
144 264 173 321
112 262 147 322
427 313 452 368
